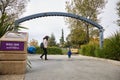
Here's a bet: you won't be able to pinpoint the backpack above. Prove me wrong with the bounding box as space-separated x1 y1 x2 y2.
40 42 44 48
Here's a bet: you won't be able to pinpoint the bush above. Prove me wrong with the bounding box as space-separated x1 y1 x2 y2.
47 47 63 55
61 48 68 55
94 47 107 58
80 41 99 57
35 47 44 54
35 47 63 55
80 31 120 61
94 31 120 61
102 32 120 60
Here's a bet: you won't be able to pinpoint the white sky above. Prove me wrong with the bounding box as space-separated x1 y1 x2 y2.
20 0 120 44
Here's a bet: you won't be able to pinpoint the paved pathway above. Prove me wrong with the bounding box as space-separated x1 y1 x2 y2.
25 55 120 80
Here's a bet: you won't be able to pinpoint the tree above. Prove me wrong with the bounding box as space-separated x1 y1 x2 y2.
68 26 86 47
0 0 29 21
116 1 120 27
65 0 106 46
48 33 56 47
0 0 29 37
29 39 38 47
59 29 65 47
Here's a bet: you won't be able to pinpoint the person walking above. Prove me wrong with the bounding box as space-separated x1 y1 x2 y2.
40 36 49 60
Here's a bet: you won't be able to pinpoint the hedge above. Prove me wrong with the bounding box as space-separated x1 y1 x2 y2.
80 31 120 61
35 47 63 55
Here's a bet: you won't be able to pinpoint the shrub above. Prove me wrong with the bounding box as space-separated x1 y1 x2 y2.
94 47 107 58
94 31 120 61
47 47 63 55
80 31 120 61
35 47 63 55
35 47 44 54
80 45 86 55
102 31 120 60
61 48 68 55
80 41 99 57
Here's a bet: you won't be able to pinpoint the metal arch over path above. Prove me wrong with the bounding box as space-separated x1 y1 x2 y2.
14 12 104 48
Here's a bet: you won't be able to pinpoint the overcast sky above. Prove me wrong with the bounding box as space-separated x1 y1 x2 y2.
20 0 120 44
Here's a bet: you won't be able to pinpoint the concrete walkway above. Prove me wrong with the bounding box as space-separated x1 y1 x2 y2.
24 55 120 80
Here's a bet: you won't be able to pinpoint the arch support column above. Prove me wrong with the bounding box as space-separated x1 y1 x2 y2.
99 29 104 48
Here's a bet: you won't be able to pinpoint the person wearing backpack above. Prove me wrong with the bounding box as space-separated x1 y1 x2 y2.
40 36 49 60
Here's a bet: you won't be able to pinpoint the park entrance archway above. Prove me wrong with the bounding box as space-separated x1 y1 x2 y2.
14 12 104 48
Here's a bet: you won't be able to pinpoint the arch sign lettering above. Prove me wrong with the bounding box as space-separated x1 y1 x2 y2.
14 12 104 48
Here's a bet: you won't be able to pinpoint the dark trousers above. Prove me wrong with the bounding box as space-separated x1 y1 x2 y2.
40 48 47 59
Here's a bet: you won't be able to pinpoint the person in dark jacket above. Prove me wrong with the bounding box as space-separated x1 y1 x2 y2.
40 36 49 60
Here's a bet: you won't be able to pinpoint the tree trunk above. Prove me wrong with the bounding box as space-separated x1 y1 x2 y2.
86 24 89 43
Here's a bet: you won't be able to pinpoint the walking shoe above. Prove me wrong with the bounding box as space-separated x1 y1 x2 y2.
40 56 43 59
45 59 48 60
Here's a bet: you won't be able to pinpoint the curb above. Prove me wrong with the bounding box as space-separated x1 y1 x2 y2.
81 55 120 66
